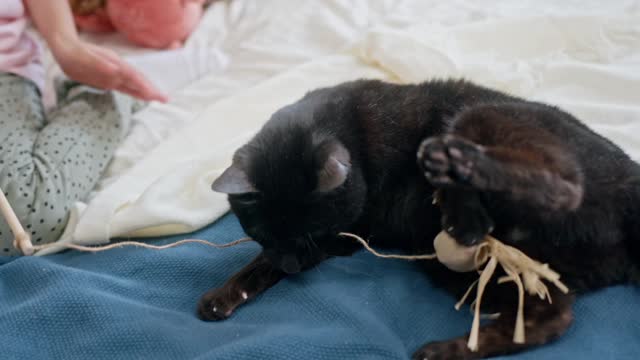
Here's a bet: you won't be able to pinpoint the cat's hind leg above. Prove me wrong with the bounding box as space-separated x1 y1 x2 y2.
418 104 584 212
412 287 575 360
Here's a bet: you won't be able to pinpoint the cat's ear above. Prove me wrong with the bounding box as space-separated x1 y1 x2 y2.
315 142 351 193
212 164 257 194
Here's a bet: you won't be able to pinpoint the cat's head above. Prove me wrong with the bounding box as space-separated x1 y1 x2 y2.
211 100 366 274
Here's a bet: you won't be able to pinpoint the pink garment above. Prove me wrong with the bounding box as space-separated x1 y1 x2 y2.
0 0 45 93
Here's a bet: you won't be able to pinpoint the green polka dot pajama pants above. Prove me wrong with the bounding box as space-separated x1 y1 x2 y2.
0 72 134 256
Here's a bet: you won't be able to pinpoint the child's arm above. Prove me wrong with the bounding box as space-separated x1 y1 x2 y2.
23 0 168 102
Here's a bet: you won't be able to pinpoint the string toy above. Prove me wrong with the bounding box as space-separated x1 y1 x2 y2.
2 185 568 351
0 186 252 254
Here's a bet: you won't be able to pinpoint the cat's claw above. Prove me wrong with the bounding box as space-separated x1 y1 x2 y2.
418 135 484 187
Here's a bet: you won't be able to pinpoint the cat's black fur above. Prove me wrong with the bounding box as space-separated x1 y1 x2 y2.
199 79 640 359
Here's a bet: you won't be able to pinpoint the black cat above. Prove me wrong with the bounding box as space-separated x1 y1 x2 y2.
198 79 640 359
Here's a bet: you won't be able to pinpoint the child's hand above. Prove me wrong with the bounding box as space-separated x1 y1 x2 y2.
24 0 167 102
54 40 168 102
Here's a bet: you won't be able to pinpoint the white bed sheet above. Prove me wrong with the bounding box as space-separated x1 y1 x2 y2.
36 0 640 254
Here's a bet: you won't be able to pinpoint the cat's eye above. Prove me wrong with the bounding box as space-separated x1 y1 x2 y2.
308 229 329 239
230 193 261 206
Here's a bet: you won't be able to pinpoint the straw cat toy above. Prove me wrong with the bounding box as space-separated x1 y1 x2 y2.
340 231 569 351
338 192 569 352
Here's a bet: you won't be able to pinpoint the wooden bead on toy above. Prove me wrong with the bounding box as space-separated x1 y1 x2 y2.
433 230 478 272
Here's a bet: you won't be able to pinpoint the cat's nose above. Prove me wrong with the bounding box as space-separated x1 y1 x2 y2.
279 254 301 274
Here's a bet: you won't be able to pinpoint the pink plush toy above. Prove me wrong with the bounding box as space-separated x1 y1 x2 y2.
71 0 205 49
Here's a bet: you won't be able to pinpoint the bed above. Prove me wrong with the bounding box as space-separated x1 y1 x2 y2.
2 0 640 358
2 215 639 359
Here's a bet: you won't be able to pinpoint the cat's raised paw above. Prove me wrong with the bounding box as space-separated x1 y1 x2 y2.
413 339 476 360
417 135 484 187
197 287 242 321
442 206 494 247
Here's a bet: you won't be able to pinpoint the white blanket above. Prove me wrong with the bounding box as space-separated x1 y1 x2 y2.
36 0 640 254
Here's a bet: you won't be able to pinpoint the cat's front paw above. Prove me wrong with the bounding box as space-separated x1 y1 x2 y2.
197 287 246 321
441 204 494 247
417 135 484 187
413 339 476 360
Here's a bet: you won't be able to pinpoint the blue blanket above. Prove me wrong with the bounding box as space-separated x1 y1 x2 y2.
1 214 639 359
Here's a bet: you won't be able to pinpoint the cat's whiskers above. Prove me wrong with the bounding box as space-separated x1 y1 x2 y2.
306 233 326 279
307 233 321 252
303 233 315 256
